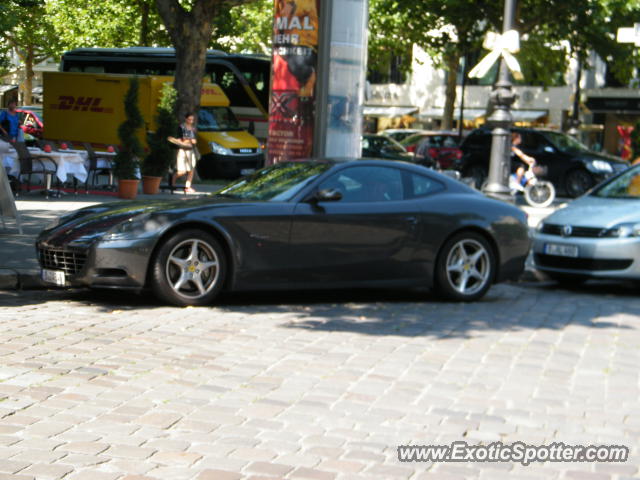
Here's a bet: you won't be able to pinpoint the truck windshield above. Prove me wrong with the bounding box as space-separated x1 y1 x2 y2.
198 107 242 132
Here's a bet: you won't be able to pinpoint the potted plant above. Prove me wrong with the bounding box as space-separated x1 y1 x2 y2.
141 83 178 194
113 77 144 199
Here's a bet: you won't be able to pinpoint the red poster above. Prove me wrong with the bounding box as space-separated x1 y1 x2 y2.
268 0 319 164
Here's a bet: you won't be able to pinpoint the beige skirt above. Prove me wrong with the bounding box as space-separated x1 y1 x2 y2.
176 148 197 173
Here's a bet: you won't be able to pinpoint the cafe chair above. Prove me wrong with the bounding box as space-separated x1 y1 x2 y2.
12 141 60 199
83 142 115 192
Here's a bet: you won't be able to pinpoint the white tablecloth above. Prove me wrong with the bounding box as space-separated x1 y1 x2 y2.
2 147 88 183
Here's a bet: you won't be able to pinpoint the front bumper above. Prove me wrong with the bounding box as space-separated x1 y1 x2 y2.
37 237 156 290
532 233 640 278
216 153 265 177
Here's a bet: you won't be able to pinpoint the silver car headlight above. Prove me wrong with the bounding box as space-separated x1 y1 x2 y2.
210 141 233 156
601 222 640 238
587 160 613 173
103 215 163 241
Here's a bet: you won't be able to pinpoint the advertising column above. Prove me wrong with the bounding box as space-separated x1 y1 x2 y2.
315 0 368 158
267 0 320 164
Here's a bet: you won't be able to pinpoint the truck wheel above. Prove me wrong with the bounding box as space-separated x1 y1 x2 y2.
196 154 218 180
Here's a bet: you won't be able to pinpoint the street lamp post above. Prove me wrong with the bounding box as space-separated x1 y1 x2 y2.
567 58 582 138
482 0 518 201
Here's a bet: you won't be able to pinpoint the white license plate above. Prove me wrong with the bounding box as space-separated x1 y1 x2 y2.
41 269 66 286
544 243 579 257
240 168 255 176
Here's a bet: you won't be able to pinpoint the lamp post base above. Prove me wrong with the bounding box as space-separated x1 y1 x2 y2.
482 182 514 203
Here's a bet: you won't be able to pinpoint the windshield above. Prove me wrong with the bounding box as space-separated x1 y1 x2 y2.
197 106 241 131
592 165 640 199
215 162 332 201
544 131 590 154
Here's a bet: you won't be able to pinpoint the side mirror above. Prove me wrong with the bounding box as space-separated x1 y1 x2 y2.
314 188 343 202
248 121 255 135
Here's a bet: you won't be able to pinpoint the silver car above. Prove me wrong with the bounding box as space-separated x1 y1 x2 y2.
533 163 639 282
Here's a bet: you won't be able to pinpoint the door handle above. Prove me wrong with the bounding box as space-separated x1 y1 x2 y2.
405 216 419 226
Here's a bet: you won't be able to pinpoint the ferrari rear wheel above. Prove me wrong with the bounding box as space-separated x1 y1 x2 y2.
435 232 495 301
151 229 226 306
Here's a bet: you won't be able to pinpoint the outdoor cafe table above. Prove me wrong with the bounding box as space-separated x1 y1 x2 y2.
2 145 88 184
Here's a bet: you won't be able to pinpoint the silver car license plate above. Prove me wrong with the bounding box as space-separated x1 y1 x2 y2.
41 269 65 286
544 243 578 257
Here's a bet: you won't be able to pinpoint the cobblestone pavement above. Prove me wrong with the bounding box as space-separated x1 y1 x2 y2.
0 281 639 480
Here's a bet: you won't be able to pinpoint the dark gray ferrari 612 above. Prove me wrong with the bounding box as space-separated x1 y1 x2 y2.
36 159 531 306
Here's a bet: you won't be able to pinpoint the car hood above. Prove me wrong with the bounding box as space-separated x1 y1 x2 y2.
544 195 640 228
38 195 244 246
573 150 626 165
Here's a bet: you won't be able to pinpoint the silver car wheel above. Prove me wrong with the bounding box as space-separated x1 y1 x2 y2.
165 238 220 300
445 238 490 295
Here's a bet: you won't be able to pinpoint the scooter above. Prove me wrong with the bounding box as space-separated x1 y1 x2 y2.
509 164 556 208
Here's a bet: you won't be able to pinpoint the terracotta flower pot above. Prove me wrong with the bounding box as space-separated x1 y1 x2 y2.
142 175 162 195
118 179 139 199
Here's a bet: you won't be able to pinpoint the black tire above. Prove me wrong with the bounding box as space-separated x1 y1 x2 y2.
564 168 594 198
524 181 555 208
464 165 488 190
196 154 218 180
150 229 227 306
434 232 496 302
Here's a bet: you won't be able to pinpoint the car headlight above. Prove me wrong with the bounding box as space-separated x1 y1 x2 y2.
209 141 233 156
103 215 163 241
600 222 640 238
588 160 613 173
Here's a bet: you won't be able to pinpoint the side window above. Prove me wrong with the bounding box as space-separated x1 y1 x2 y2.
443 136 458 147
318 165 404 202
408 172 445 198
519 132 543 151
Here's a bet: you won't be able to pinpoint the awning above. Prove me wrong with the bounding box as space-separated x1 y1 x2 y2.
511 109 548 121
419 108 547 122
362 105 419 117
419 108 486 121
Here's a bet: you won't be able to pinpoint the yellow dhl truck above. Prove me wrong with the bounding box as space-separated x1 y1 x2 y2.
43 71 265 179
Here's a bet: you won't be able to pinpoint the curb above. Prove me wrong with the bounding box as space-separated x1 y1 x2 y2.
0 269 45 291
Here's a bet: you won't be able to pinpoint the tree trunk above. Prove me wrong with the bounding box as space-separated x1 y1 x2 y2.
155 0 218 120
442 51 461 131
22 45 35 105
139 0 151 46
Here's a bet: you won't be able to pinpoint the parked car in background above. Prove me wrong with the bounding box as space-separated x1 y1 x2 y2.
400 131 462 169
0 106 43 140
361 134 413 161
17 106 43 139
456 127 628 197
37 159 530 305
533 163 640 283
380 128 425 143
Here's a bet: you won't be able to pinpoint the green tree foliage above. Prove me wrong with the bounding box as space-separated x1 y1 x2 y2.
211 0 272 54
143 83 178 177
0 0 61 103
114 78 145 180
45 0 169 48
368 0 640 128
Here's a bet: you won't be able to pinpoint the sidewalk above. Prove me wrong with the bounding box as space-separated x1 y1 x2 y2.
0 187 561 290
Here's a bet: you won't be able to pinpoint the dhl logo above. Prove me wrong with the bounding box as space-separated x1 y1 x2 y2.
49 96 114 113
